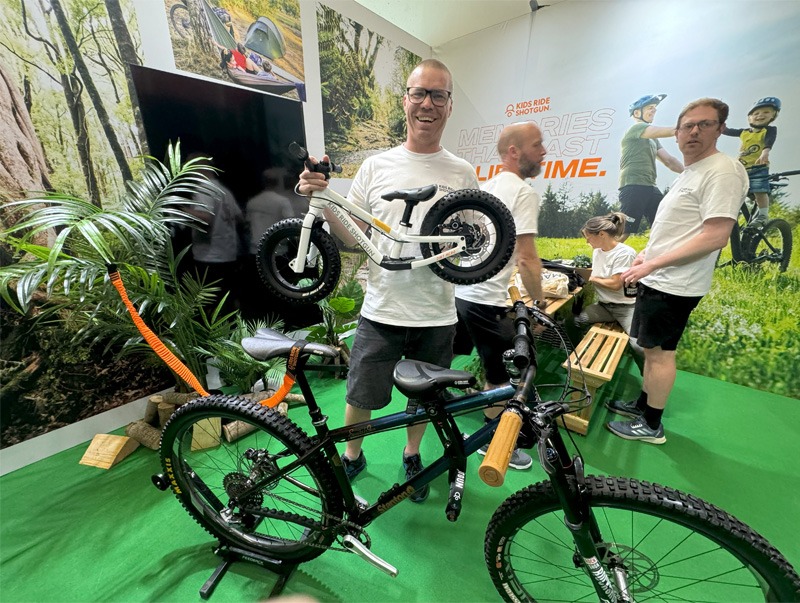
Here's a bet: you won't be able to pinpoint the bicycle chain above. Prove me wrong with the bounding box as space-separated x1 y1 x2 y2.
244 490 370 553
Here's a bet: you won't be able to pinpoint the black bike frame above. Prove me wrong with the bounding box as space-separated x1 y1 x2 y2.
239 360 519 527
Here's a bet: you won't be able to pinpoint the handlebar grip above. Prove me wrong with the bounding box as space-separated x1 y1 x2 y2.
478 411 523 488
509 285 522 304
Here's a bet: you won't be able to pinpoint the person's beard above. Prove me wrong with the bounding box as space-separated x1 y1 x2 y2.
519 156 542 179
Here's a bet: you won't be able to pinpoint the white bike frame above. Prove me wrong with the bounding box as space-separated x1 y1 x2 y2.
289 187 466 275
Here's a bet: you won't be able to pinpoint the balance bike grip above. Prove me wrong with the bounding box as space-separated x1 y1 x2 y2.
478 411 523 488
509 285 522 304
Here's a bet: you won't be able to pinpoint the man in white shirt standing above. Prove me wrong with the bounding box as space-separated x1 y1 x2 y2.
607 98 748 444
455 121 547 470
298 59 478 503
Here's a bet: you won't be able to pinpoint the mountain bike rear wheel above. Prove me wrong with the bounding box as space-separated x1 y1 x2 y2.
747 219 792 272
485 476 800 602
256 218 341 303
420 190 516 285
160 395 344 562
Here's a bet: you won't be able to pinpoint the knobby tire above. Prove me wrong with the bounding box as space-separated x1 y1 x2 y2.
160 395 344 562
485 475 800 602
420 190 516 285
256 218 341 304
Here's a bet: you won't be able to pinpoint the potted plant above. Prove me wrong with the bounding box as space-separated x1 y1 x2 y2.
304 251 366 377
572 253 593 282
0 143 237 394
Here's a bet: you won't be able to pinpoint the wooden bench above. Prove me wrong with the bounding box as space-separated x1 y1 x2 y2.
560 322 629 435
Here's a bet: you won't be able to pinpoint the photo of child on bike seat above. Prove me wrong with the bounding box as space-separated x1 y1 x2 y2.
722 96 781 226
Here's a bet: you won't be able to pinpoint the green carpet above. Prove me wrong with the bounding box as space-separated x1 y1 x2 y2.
1 357 798 602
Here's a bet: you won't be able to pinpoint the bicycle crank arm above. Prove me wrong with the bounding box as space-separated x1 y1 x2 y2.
342 535 398 577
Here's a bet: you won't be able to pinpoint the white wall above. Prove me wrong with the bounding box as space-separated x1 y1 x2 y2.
436 0 800 204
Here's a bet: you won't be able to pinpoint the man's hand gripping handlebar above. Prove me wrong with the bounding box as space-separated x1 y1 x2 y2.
289 142 342 188
478 286 534 487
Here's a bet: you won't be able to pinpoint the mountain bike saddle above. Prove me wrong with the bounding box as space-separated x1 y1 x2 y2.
242 328 340 361
393 359 476 398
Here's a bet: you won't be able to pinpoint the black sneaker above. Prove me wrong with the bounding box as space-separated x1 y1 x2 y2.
341 451 367 481
402 453 429 503
605 399 644 419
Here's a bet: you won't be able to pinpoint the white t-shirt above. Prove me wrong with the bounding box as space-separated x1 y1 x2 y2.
591 243 637 304
455 171 539 307
641 152 747 296
348 145 479 327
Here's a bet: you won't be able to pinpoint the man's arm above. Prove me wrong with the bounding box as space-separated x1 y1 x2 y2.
621 217 734 283
516 233 545 306
590 273 623 291
656 147 684 174
641 125 676 139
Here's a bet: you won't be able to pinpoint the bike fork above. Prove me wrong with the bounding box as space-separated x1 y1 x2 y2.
289 211 321 274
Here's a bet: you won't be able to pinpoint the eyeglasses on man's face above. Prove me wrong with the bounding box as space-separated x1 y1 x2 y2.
406 87 452 107
677 120 720 133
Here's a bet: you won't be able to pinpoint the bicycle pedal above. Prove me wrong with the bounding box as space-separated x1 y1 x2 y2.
342 535 398 577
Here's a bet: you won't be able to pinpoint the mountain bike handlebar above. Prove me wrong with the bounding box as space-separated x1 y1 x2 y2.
769 169 800 180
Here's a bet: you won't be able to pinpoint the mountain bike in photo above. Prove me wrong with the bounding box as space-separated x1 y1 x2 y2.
152 287 800 602
728 169 797 272
255 143 516 303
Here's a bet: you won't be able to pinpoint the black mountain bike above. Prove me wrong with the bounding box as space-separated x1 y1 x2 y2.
728 170 797 272
153 290 800 602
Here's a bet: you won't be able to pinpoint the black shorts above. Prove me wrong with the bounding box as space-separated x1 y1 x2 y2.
619 185 664 234
631 284 702 351
455 298 515 385
346 317 455 410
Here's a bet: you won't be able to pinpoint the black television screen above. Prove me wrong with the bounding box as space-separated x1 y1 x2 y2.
130 64 319 328
130 64 305 201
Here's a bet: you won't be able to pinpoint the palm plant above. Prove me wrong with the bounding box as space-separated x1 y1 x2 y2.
0 143 236 391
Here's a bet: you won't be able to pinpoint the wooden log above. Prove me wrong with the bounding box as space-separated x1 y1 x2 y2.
222 420 257 442
143 398 160 425
158 402 177 428
125 420 162 450
191 417 221 451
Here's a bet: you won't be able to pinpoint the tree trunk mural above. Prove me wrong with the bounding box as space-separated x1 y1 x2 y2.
0 62 53 255
49 0 133 184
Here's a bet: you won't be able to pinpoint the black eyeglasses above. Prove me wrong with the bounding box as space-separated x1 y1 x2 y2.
406 87 452 107
678 120 720 133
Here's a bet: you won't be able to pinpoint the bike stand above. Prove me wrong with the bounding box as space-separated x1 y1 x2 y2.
199 542 299 600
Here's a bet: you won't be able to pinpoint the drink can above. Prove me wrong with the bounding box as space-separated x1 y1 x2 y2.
623 282 638 298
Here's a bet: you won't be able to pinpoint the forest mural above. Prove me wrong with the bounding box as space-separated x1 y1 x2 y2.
316 3 420 178
0 0 143 211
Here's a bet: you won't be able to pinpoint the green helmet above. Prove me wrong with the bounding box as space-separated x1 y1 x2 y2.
629 94 666 116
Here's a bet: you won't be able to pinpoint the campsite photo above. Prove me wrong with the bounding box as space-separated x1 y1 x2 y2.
164 0 305 101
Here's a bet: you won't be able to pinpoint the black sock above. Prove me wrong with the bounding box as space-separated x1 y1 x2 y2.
635 391 648 411
643 405 663 430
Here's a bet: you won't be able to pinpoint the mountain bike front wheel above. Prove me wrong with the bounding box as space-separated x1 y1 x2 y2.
160 395 345 562
485 476 800 603
420 189 516 285
256 218 341 303
747 219 792 272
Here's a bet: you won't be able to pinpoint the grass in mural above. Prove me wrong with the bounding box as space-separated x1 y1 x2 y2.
538 231 800 399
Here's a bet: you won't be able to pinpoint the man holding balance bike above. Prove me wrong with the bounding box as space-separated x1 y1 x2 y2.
297 59 478 503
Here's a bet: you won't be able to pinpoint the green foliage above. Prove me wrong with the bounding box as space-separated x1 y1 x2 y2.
572 254 592 268
305 252 366 347
200 315 286 394
538 183 613 238
0 143 239 391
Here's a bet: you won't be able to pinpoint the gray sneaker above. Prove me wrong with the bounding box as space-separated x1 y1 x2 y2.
341 451 366 481
478 444 533 470
607 419 666 444
605 399 644 419
402 453 429 503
